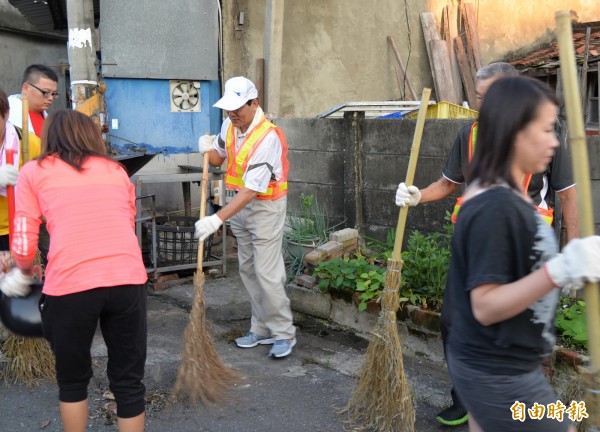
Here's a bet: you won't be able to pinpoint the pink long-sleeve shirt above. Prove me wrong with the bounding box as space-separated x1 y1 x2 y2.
12 155 147 295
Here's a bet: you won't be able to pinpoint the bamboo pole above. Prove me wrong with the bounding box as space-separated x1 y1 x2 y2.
21 97 29 163
393 88 432 259
555 10 600 430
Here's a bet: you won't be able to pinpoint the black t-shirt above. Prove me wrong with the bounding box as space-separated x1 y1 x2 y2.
442 123 574 208
444 186 560 374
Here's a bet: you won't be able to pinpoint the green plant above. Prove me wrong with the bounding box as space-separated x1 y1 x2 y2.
283 193 344 282
555 298 587 351
312 256 386 312
355 269 385 312
284 193 331 244
364 228 396 263
397 214 453 311
399 228 450 311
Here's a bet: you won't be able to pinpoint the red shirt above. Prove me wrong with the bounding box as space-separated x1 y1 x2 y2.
29 111 45 137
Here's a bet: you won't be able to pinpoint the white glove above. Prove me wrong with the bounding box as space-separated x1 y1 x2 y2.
0 268 33 298
198 135 216 154
194 214 223 241
395 182 421 207
545 236 600 291
0 164 18 188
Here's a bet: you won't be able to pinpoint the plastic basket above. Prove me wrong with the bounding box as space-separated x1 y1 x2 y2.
148 216 213 267
403 101 478 119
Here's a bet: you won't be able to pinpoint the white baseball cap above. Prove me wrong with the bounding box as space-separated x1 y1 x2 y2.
213 76 258 111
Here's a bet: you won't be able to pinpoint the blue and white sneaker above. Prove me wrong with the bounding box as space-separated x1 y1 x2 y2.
235 331 276 348
268 338 297 358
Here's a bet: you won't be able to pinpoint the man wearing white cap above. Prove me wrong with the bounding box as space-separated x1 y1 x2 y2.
195 76 296 358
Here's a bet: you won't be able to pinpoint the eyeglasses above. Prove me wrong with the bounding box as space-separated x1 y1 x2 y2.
27 82 59 100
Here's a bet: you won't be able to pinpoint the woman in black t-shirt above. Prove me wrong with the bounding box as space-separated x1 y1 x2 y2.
445 76 600 432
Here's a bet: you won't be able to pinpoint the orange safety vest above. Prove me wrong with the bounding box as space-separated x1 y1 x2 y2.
224 117 289 200
451 123 554 225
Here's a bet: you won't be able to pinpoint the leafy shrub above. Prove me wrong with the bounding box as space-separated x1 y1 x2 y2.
555 299 587 351
399 229 450 311
312 213 452 312
312 256 385 312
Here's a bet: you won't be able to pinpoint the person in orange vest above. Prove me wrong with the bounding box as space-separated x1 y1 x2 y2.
394 62 579 427
195 76 296 359
8 64 59 265
0 89 20 251
442 76 599 432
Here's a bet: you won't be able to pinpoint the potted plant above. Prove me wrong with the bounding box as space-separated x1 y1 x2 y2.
283 193 339 280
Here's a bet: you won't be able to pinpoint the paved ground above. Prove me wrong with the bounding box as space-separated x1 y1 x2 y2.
0 260 467 432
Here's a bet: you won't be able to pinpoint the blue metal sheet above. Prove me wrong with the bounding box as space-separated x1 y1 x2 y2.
104 78 222 154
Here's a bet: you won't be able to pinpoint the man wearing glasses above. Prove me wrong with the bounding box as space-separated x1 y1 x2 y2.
7 64 59 264
8 64 59 139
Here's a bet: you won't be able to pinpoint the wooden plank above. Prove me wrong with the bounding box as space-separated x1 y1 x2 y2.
420 12 445 102
442 5 463 104
430 40 457 103
454 36 477 109
387 35 417 100
420 12 440 76
461 3 482 70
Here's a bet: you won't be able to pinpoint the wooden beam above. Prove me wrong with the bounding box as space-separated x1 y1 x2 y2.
387 35 417 100
420 12 440 75
461 3 482 70
430 40 457 103
455 36 477 109
442 5 463 103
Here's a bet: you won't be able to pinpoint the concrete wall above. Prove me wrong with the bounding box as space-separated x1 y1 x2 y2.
0 1 68 109
282 117 471 242
281 117 600 242
221 0 432 117
221 0 600 118
134 118 600 242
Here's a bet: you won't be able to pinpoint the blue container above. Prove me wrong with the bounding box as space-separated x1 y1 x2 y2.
378 111 403 119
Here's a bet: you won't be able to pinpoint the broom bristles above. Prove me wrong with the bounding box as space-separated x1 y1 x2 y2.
343 258 415 432
0 330 55 387
172 272 243 405
0 250 54 387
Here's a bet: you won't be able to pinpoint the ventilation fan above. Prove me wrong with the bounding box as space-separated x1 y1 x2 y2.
169 80 201 112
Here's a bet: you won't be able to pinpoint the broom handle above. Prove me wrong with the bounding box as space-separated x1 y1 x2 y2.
196 151 211 271
21 97 29 163
6 150 15 250
555 11 600 369
392 88 432 261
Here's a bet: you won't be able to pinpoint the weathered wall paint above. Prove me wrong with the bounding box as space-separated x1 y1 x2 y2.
221 0 600 117
104 78 222 154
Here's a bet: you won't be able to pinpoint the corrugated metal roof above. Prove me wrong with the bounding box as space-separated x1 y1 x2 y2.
8 0 99 34
510 21 600 74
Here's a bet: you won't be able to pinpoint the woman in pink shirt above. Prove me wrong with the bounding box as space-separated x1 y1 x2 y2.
0 110 148 432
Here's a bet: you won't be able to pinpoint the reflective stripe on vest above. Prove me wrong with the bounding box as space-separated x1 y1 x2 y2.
451 122 553 225
224 118 289 200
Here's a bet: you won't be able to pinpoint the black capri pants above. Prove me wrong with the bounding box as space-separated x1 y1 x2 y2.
41 284 147 418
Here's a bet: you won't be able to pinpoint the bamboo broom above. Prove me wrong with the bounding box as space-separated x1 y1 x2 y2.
172 151 242 404
555 11 600 430
344 88 431 432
